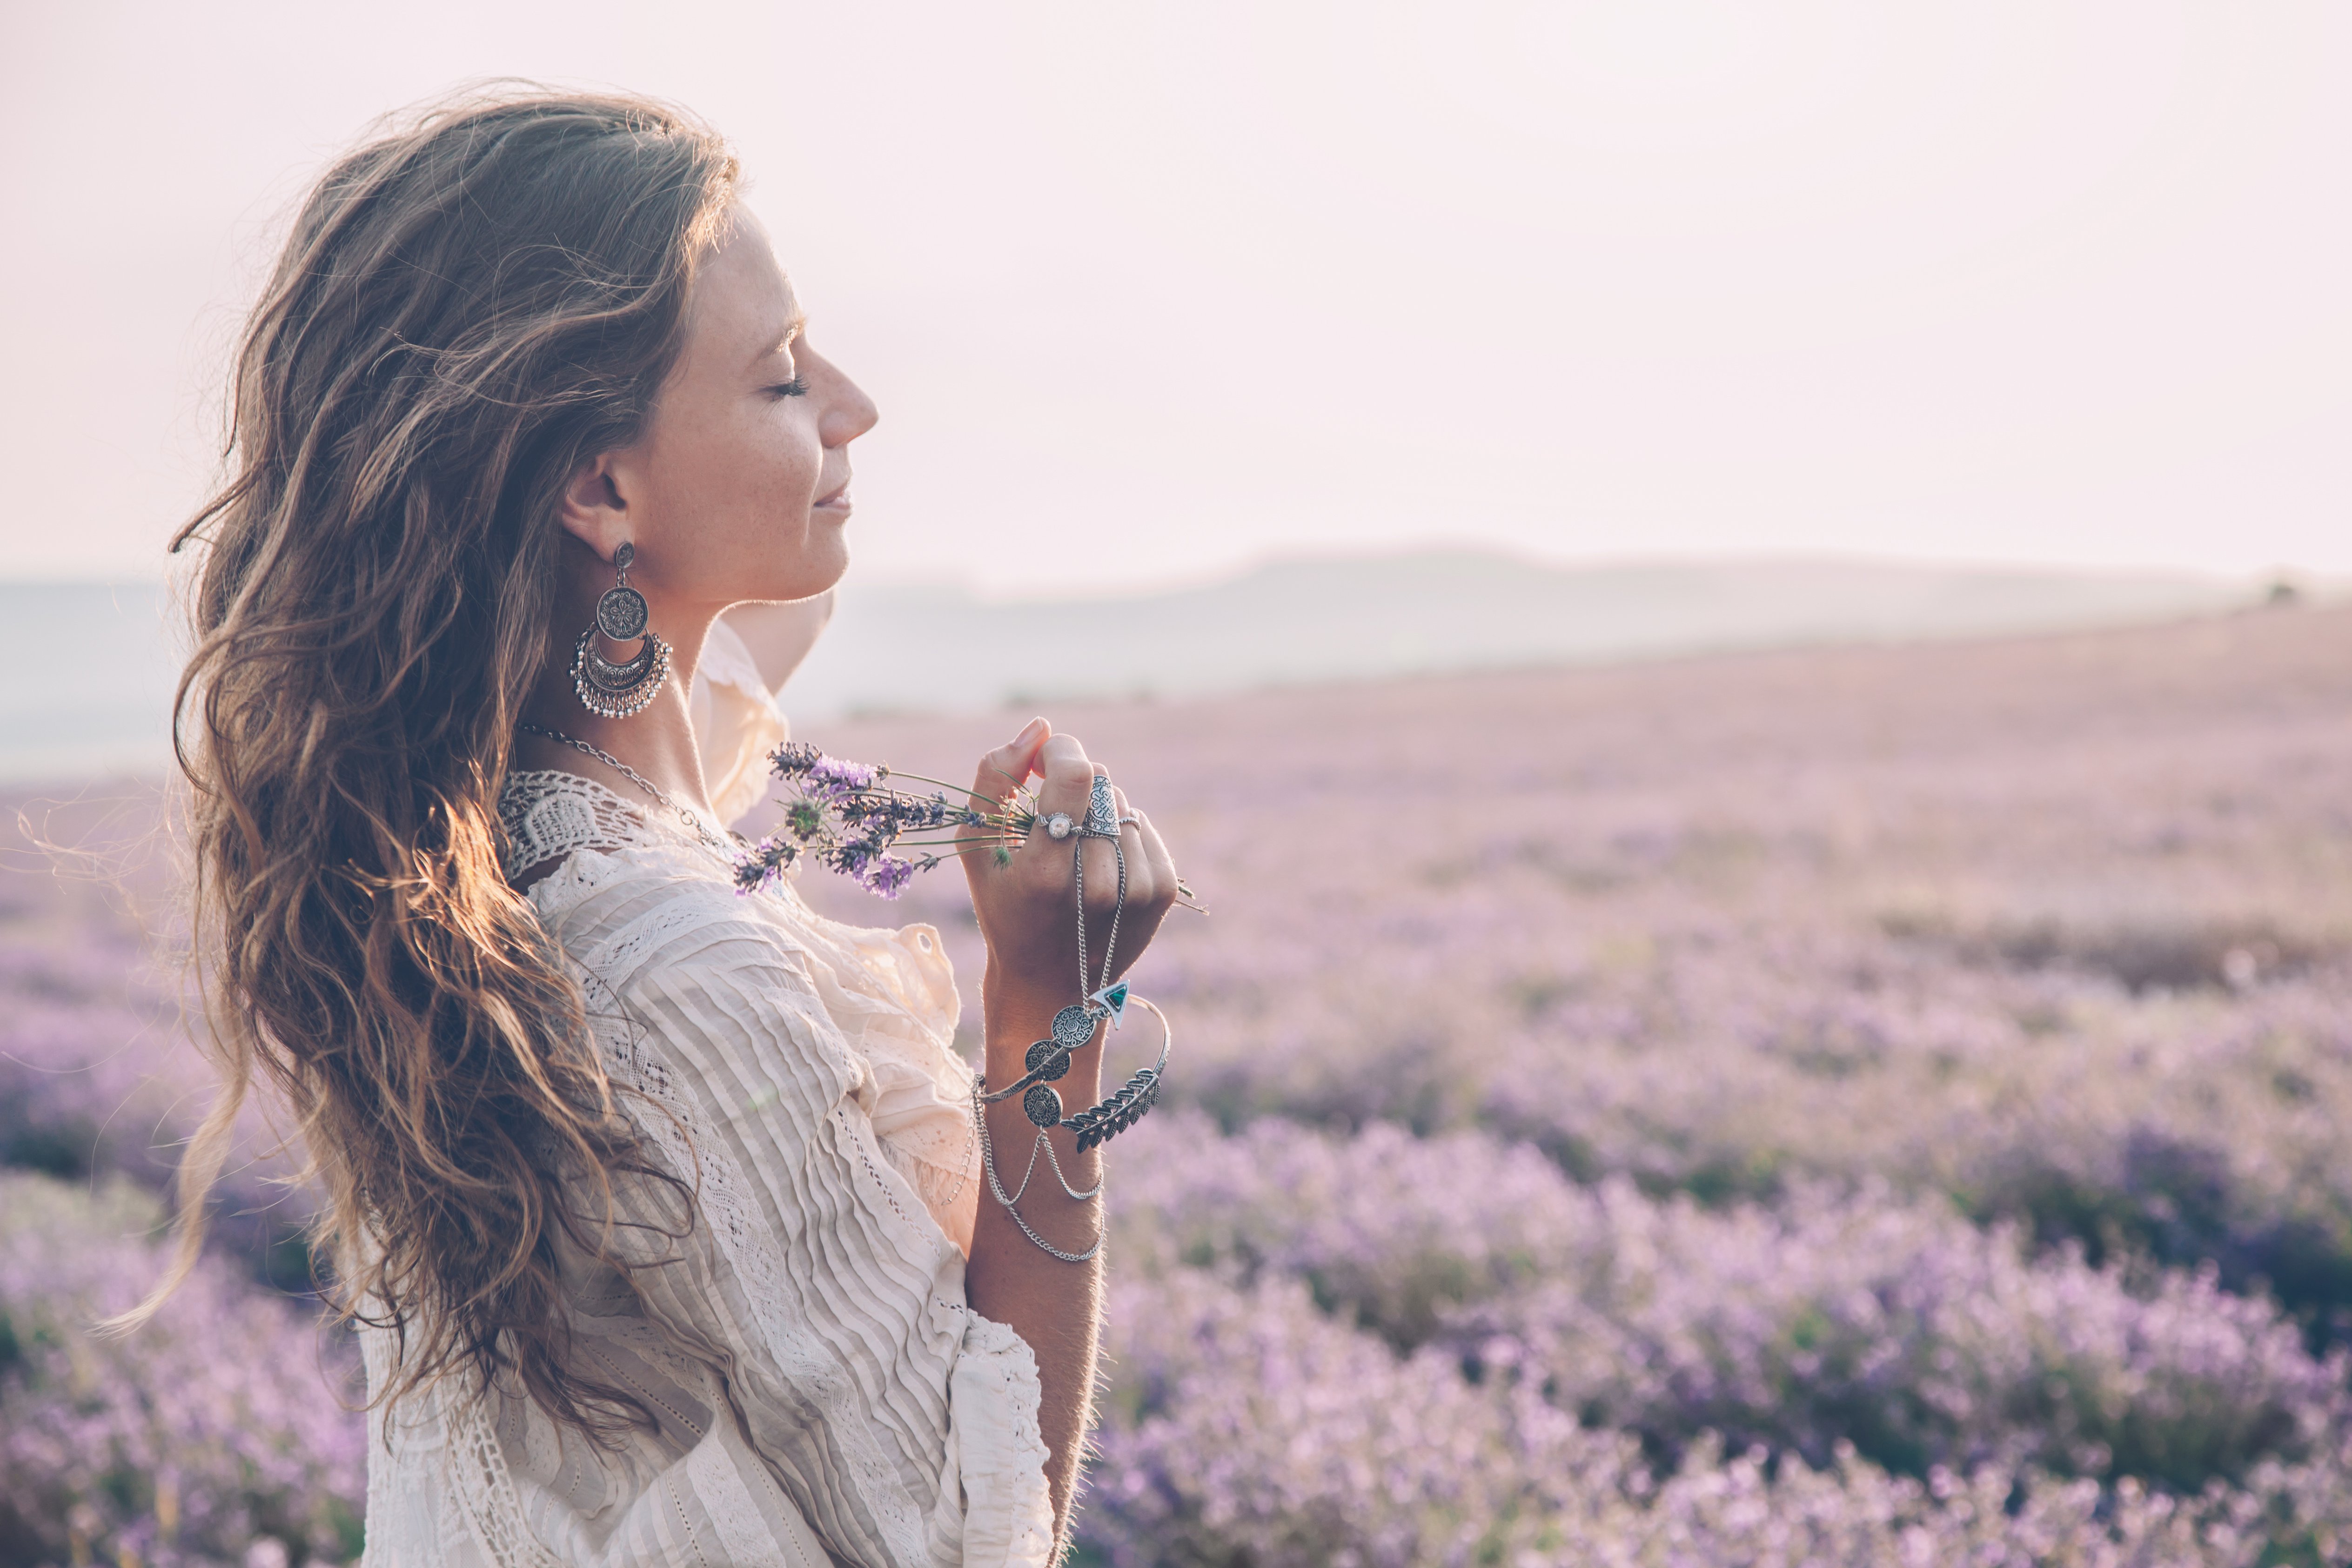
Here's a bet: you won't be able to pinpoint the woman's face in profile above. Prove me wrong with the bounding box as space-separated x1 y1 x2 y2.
597 205 878 612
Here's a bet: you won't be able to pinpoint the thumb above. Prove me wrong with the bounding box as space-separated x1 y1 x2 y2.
972 716 1050 801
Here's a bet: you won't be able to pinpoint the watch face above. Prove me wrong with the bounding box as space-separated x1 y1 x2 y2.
596 584 650 642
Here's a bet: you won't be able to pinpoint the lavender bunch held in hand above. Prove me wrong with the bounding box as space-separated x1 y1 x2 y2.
734 740 1025 900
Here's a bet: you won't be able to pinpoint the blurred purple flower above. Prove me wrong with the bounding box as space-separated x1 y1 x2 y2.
0 1172 364 1565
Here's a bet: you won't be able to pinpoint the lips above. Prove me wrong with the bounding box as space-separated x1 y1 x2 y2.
814 476 852 508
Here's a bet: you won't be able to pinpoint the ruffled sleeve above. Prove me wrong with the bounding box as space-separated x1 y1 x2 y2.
693 616 791 829
786 896 981 1255
686 613 983 1254
544 868 1055 1568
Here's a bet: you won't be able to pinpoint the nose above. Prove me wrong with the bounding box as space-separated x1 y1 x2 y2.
805 346 879 447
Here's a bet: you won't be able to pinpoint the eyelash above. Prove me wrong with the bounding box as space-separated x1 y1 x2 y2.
770 376 810 398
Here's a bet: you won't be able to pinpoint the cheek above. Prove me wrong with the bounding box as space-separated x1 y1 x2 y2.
776 427 824 498
744 406 823 507
643 388 826 549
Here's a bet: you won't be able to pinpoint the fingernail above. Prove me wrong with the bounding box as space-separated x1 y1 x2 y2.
1016 717 1047 744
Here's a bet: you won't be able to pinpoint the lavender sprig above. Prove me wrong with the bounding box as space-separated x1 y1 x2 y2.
738 739 1203 908
734 741 1012 900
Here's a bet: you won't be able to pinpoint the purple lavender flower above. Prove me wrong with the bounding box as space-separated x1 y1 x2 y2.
825 835 877 878
0 1172 365 1565
1075 1261 2333 1568
25 608 2352 1564
751 745 996 899
803 755 880 802
859 855 917 899
730 833 800 896
766 740 822 776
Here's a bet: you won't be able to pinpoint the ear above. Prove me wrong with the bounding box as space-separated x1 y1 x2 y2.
556 451 632 562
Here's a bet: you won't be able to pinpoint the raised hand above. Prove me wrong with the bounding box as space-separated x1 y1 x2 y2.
959 719 1179 1011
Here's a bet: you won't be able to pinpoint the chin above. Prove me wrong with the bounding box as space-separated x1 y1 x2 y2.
753 546 849 604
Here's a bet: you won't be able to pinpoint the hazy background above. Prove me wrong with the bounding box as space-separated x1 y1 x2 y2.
12 11 2352 1558
4 0 2347 774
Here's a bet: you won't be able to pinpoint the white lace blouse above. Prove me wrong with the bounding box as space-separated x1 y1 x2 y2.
356 633 1053 1568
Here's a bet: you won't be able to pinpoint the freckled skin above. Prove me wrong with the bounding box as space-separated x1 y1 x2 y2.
517 207 873 821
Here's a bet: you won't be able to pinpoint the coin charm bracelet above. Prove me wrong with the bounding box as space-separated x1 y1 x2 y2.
972 773 1169 1262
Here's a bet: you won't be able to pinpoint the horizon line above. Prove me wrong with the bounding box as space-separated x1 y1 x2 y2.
0 546 2326 600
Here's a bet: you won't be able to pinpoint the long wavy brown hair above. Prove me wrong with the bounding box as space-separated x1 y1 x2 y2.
139 87 738 1437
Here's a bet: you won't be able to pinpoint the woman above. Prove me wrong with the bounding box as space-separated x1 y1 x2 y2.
161 90 1177 1566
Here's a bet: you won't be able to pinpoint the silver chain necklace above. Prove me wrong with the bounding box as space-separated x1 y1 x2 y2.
516 723 728 851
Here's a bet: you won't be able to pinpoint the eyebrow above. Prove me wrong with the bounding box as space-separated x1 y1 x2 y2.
760 316 808 364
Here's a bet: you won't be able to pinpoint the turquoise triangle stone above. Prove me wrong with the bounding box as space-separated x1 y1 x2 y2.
1089 980 1130 1028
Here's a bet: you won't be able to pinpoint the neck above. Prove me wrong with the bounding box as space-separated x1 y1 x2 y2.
516 595 723 824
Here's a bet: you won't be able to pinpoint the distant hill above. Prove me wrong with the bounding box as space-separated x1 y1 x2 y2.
1 555 2290 780
781 553 2277 719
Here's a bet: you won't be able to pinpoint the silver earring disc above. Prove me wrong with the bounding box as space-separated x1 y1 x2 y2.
571 626 671 719
597 584 650 642
584 638 656 690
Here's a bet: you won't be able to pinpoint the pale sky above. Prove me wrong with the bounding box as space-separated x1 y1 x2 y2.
3 1 2346 593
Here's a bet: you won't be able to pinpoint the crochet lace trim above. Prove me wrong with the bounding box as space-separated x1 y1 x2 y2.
499 768 712 882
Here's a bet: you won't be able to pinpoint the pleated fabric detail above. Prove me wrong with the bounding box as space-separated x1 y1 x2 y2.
357 772 1051 1568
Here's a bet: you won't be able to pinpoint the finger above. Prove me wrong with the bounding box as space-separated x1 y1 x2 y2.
1091 801 1166 983
970 716 1051 804
1131 804 1179 909
1031 740 1106 899
1032 734 1097 822
1071 774 1140 918
1108 784 1159 904
1075 771 1127 913
962 718 1050 867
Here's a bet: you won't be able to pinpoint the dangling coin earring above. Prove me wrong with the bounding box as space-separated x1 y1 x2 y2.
571 541 671 718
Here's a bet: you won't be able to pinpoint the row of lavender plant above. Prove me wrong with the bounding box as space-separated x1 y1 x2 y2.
802 607 2352 1351
1076 1113 2352 1565
0 847 319 1295
10 607 2352 1561
17 1112 2347 1566
1086 1268 2352 1568
0 1173 363 1568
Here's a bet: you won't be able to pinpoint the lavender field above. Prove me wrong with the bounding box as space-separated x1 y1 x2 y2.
8 603 2352 1565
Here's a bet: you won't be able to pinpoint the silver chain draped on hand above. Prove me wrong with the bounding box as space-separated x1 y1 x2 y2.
1074 774 1128 1006
973 1076 1103 1263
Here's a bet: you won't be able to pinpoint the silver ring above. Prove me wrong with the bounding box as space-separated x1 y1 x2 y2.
1041 812 1074 841
1081 774 1120 837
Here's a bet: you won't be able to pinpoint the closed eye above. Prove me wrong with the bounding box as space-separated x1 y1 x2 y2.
769 376 810 398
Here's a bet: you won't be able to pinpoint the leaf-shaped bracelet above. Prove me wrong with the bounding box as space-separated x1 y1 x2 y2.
977 993 1172 1153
